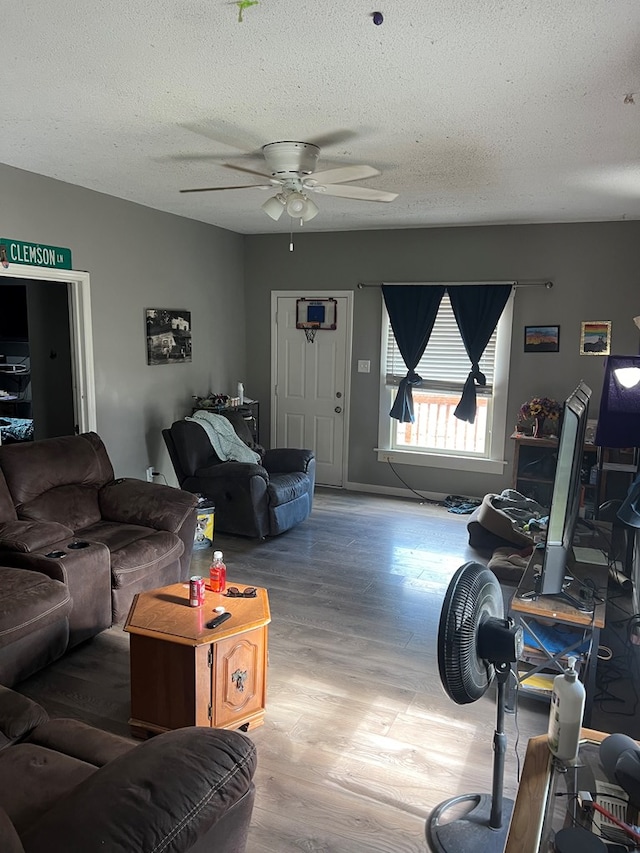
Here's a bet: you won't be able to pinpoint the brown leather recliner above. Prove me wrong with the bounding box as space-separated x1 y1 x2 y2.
0 686 256 853
0 432 198 685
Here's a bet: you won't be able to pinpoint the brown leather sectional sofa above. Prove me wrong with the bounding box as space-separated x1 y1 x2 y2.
0 432 198 686
0 685 256 852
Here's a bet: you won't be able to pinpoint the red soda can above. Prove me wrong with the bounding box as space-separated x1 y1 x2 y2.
189 576 205 607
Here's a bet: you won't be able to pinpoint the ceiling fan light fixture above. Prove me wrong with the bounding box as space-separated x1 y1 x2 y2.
283 191 320 222
300 197 319 222
285 192 307 217
261 194 286 221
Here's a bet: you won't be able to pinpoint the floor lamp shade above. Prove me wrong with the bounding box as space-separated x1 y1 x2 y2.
595 355 640 448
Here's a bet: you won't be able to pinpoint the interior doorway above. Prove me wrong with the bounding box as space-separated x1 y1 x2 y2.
271 292 352 488
0 266 95 444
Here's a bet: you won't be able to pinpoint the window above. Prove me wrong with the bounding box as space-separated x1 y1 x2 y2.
377 290 513 474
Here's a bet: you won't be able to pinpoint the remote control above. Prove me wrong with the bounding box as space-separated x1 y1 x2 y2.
206 611 232 630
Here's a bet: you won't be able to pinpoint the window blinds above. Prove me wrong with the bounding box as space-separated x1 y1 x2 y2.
384 293 496 393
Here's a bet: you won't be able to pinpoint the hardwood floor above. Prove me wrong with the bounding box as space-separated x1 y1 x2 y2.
15 488 637 852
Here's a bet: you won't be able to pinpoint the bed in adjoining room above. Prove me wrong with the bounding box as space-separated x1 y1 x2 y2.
0 417 34 443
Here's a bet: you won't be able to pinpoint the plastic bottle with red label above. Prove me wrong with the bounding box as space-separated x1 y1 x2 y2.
209 550 227 593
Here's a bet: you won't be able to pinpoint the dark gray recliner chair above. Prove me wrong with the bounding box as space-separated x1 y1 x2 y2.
162 415 315 538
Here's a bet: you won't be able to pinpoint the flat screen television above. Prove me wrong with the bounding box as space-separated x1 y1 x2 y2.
536 380 592 609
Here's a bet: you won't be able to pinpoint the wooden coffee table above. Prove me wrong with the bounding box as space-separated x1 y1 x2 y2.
123 581 270 737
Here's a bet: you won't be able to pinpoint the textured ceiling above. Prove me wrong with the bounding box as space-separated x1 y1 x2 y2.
3 1 640 235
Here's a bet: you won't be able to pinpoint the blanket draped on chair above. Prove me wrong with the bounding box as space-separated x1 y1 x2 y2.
186 411 261 464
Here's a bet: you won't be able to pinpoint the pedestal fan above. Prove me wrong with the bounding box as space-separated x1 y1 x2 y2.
426 561 523 853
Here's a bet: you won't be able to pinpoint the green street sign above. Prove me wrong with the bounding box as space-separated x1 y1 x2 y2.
0 237 72 270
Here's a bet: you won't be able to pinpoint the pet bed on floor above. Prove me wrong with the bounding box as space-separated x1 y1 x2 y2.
467 489 543 553
487 545 534 584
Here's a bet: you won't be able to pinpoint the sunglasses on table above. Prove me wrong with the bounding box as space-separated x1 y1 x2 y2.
224 587 257 598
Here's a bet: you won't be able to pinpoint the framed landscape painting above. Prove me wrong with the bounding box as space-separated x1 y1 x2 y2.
524 325 560 353
579 321 611 356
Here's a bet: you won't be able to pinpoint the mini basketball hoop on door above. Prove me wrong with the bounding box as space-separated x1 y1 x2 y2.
296 298 337 343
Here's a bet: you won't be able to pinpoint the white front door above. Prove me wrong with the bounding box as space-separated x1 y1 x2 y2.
272 293 351 487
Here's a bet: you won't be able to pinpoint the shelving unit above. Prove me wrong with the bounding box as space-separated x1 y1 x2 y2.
596 446 638 509
511 433 597 515
517 623 589 698
510 550 608 726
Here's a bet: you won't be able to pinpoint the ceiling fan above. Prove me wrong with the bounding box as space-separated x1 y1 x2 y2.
179 140 398 223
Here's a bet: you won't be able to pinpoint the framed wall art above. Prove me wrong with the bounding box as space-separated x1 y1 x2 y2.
145 308 192 365
524 325 560 353
579 321 611 356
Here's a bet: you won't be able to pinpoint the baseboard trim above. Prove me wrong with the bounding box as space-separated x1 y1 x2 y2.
342 480 447 502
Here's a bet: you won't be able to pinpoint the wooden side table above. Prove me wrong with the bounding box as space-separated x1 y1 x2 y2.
124 582 270 737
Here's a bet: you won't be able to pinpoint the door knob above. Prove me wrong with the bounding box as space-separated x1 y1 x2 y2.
335 406 342 414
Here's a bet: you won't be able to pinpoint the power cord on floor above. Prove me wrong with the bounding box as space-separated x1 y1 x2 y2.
385 458 442 505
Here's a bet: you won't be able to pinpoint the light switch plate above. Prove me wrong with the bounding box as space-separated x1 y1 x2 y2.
357 360 371 373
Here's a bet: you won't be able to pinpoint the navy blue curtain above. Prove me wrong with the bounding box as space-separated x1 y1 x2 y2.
448 284 512 424
382 284 445 422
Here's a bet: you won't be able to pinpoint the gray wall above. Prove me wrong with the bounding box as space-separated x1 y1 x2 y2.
245 223 640 498
0 162 246 479
3 158 638 498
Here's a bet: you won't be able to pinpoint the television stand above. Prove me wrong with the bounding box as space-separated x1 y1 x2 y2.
509 553 607 725
519 577 594 613
546 588 593 612
517 587 593 612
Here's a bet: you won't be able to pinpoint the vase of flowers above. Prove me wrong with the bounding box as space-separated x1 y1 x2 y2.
518 396 562 437
533 416 545 438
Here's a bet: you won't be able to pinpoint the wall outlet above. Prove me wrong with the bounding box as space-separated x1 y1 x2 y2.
146 466 154 482
357 359 371 373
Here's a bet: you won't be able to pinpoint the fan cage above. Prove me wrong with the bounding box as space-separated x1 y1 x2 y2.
438 562 503 705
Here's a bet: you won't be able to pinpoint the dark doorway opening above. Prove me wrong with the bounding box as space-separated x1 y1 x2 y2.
0 277 75 443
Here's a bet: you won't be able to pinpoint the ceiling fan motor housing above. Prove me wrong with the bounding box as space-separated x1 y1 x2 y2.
262 141 320 176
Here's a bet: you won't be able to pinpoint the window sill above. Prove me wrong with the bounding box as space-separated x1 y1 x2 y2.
375 448 507 475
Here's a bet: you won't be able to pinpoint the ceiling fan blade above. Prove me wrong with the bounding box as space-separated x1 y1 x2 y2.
312 184 399 202
222 163 274 179
305 165 380 186
305 129 358 149
179 184 271 194
178 120 263 154
163 153 236 163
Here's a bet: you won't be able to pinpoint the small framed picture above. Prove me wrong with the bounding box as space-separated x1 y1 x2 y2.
524 325 560 353
579 321 611 356
145 308 192 365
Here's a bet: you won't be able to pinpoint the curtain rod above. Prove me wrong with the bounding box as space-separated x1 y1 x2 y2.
356 279 553 289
